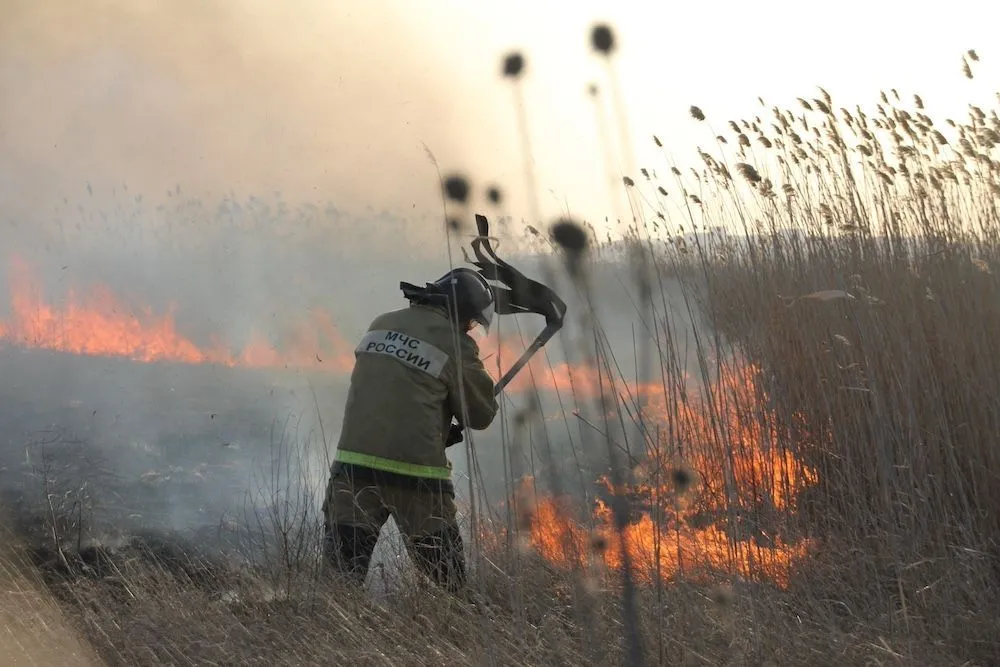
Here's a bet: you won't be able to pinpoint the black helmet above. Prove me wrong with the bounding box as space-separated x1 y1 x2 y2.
400 267 495 331
431 267 495 330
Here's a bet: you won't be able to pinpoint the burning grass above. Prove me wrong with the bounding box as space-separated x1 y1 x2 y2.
505 362 819 589
0 255 355 372
2 28 1000 667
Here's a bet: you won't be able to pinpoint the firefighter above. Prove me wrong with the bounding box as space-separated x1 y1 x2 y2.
321 267 499 593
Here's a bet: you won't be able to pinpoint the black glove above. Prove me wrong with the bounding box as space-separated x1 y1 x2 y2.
445 422 465 447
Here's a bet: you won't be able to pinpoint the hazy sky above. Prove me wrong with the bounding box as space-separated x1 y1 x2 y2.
1 0 997 246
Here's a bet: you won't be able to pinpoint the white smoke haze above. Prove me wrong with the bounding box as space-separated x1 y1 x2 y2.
4 1 491 209
0 1 714 593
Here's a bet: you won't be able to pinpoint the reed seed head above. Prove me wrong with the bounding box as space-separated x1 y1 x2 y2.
671 464 695 493
502 52 525 78
690 106 706 121
736 163 762 184
551 218 589 253
443 175 470 203
590 24 615 54
486 186 502 205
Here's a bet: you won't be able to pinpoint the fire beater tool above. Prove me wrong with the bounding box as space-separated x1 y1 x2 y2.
446 213 567 445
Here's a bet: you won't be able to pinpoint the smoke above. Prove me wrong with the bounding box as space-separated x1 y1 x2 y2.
0 4 718 592
0 0 489 251
0 0 502 352
0 0 501 547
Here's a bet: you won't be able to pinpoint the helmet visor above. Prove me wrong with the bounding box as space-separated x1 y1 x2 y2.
476 299 495 332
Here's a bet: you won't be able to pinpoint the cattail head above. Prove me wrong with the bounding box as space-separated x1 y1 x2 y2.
486 185 503 205
502 52 525 78
443 175 470 203
590 24 615 54
670 464 696 494
551 218 589 257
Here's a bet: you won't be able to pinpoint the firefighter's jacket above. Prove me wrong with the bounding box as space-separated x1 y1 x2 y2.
333 303 498 480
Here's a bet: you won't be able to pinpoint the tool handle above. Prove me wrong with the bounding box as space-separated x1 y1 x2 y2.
447 321 562 447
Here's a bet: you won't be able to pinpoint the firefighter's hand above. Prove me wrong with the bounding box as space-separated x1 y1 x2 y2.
445 422 465 447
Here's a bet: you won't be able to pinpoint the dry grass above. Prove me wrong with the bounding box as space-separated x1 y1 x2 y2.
0 517 101 666
8 524 979 667
3 29 1000 667
555 47 1000 663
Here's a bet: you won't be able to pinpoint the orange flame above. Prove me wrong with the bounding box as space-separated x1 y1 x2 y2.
0 256 355 372
0 256 633 391
1 256 819 587
477 335 668 400
512 363 818 588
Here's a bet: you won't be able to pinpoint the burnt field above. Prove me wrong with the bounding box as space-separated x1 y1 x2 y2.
0 346 347 552
2 10 998 656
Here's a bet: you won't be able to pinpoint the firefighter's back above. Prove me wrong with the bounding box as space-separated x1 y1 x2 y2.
335 303 460 478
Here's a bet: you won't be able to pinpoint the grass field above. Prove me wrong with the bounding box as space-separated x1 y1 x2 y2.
2 34 999 667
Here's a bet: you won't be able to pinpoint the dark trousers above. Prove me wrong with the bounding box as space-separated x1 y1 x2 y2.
321 462 466 593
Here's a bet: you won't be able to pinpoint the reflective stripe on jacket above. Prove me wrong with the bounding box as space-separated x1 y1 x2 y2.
334 303 498 479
